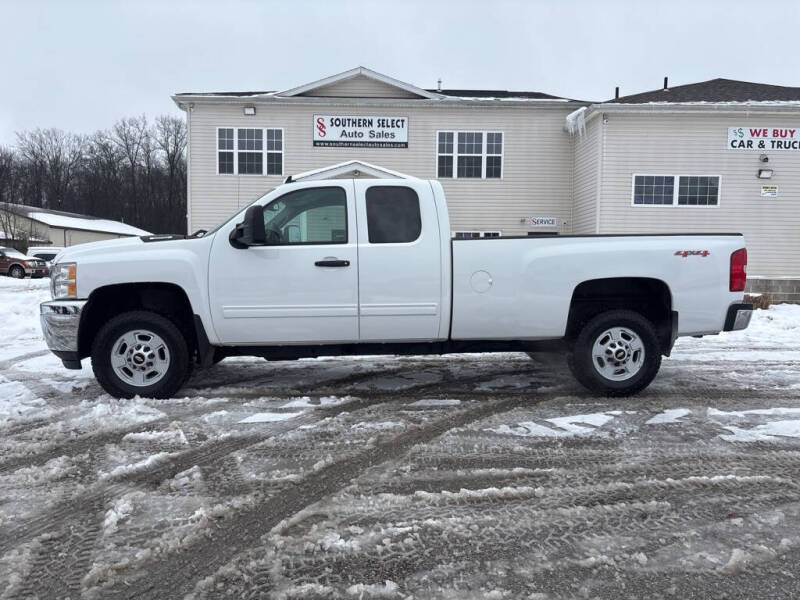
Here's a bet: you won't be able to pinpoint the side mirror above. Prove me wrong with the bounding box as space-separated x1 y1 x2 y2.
229 205 266 249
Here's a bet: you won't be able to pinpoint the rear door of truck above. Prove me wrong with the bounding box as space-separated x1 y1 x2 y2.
353 179 446 342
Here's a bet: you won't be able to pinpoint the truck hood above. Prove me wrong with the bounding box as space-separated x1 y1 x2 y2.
55 235 209 264
54 236 147 264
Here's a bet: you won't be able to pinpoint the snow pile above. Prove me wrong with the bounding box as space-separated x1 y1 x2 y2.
103 494 139 535
0 277 50 360
122 429 188 445
346 580 399 598
646 408 691 424
487 410 632 438
281 395 349 408
0 375 49 424
672 303 800 361
239 411 302 424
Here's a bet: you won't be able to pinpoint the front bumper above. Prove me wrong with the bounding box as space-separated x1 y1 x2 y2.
40 300 87 362
723 302 754 332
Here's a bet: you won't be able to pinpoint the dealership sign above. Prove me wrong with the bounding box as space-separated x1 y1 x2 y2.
728 127 800 150
529 216 558 228
314 115 408 148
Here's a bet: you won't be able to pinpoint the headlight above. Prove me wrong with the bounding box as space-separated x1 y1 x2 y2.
51 262 77 299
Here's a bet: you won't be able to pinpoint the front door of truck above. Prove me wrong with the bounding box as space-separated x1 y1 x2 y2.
208 181 359 344
353 180 443 341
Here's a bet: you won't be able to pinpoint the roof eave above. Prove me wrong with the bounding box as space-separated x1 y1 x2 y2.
275 66 446 100
171 94 587 109
585 101 800 116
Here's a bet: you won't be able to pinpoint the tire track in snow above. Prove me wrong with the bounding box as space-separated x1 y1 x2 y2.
95 394 540 599
0 349 50 372
0 399 246 475
0 394 372 556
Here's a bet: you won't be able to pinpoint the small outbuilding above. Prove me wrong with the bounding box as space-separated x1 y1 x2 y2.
0 203 150 249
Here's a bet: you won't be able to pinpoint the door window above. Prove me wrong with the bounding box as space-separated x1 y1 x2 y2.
262 187 347 245
365 186 421 244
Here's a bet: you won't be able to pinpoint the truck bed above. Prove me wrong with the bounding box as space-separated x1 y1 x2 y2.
450 233 746 340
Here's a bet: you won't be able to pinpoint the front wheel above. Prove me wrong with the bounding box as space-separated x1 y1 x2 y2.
9 265 25 279
91 311 192 399
567 309 662 397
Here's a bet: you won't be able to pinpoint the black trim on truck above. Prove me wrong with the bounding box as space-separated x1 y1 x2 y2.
53 350 82 370
724 303 754 332
193 314 216 367
210 339 569 363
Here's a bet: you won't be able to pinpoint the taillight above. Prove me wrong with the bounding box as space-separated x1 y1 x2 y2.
730 248 747 292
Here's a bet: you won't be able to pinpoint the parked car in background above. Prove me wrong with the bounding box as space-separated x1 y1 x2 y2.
0 246 48 278
27 246 65 275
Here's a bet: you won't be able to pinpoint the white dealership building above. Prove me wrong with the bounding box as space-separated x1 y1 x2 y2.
173 67 800 301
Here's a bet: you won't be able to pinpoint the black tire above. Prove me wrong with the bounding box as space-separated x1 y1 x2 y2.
91 310 192 399
9 265 25 279
567 309 662 397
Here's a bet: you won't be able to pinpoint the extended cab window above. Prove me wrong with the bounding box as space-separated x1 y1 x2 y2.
262 187 347 244
365 186 421 244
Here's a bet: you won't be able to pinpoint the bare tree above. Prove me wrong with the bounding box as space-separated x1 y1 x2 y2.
7 114 188 235
15 129 83 210
112 116 149 222
155 115 187 207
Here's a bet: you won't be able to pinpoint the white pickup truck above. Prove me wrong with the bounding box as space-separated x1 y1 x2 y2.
40 178 752 399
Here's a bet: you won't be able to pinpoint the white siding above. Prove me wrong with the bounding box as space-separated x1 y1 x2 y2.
300 75 421 98
188 102 577 237
597 112 800 278
571 117 600 233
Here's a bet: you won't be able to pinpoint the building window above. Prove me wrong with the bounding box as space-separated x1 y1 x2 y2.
365 186 422 244
237 128 263 174
457 132 483 178
453 231 502 239
678 176 719 206
218 128 234 174
266 129 283 175
437 132 454 178
486 132 503 178
437 131 503 179
632 174 720 206
217 127 284 175
633 175 675 205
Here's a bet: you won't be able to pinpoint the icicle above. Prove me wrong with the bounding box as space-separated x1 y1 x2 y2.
565 107 587 137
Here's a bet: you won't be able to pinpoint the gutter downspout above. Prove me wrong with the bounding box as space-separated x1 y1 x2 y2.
594 113 606 234
184 103 194 235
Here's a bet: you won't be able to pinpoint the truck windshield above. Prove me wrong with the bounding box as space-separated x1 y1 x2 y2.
202 188 275 236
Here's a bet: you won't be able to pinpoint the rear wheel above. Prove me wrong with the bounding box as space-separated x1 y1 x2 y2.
91 310 192 399
9 265 25 279
567 309 661 397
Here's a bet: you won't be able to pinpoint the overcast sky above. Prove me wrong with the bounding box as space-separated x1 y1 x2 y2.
1 0 798 145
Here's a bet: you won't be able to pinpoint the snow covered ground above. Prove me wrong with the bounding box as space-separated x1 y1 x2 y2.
1 276 799 599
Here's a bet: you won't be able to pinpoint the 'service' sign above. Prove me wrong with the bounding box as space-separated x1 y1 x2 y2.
728 127 800 150
314 115 408 148
529 216 558 228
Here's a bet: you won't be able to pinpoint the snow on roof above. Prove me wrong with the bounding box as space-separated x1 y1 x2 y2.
26 212 150 236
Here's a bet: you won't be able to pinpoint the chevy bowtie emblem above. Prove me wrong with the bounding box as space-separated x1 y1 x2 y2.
675 250 710 258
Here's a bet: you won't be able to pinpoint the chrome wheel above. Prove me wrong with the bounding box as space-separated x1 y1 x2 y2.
591 326 645 381
110 329 171 387
9 265 24 279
